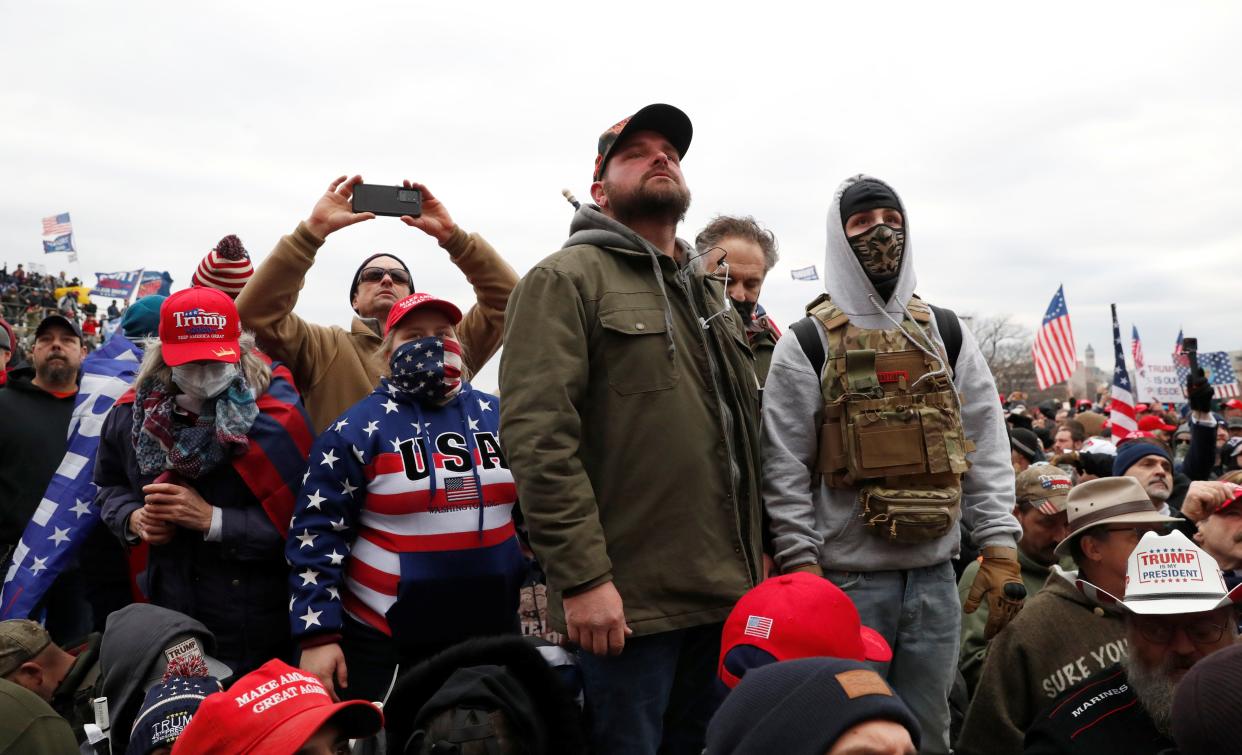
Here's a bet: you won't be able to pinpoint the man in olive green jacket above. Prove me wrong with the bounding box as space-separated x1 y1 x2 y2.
236 176 517 432
500 104 763 755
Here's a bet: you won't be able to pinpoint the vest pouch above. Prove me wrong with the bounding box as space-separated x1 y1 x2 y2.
858 485 960 544
917 399 971 476
845 396 928 480
817 402 851 485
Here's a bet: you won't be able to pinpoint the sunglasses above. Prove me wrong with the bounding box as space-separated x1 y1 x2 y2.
357 266 412 287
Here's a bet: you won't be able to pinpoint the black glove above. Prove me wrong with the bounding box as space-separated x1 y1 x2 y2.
1188 368 1214 413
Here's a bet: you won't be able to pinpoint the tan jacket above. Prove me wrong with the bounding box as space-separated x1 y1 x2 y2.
237 221 516 432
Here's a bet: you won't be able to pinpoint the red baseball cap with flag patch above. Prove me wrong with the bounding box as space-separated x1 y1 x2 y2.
717 572 891 689
159 287 242 366
385 292 463 334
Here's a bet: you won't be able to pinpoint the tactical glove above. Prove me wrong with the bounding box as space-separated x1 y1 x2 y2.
963 545 1026 640
1188 368 1214 413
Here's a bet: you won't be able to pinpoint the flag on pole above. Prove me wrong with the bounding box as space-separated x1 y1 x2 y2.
0 334 144 620
92 269 144 299
1031 285 1077 389
790 265 819 281
1174 328 1184 359
1131 325 1145 371
41 212 75 254
1108 305 1137 440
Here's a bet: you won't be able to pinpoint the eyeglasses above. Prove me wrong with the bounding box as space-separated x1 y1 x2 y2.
1131 615 1230 645
358 266 412 286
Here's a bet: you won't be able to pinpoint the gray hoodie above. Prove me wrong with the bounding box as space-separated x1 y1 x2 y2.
761 175 1020 572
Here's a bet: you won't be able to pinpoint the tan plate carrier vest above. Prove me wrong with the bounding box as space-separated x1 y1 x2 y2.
808 293 975 543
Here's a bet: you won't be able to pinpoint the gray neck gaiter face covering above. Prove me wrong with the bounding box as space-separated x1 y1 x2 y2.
847 223 905 283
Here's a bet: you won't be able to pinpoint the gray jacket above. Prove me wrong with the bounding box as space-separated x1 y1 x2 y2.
761 175 1020 573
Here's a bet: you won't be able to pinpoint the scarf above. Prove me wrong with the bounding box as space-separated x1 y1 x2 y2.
132 372 259 478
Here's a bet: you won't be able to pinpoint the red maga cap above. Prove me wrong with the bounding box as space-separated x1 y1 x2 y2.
1138 415 1177 433
171 659 382 755
718 572 891 689
159 287 242 366
385 292 463 334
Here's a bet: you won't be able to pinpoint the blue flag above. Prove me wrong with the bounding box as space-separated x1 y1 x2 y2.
43 234 75 254
92 269 144 299
0 334 144 619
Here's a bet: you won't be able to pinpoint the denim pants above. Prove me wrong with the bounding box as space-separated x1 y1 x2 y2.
576 622 723 755
825 562 960 755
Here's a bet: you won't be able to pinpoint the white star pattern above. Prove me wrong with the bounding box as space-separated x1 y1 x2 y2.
327 586 340 600
300 607 322 629
331 518 348 532
326 550 345 565
352 445 366 463
467 417 480 431
341 479 358 497
29 556 48 575
289 595 295 611
363 420 379 437
410 422 422 434
334 418 349 432
298 568 320 586
302 470 310 485
48 527 71 546
390 437 403 453
386 382 399 395
70 499 92 518
296 529 318 549
478 398 493 412
306 489 326 510
320 449 339 468
382 399 399 414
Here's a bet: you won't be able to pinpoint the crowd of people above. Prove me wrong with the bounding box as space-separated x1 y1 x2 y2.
2 102 1241 754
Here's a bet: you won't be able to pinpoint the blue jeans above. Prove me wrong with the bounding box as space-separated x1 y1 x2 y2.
576 623 722 755
825 562 959 755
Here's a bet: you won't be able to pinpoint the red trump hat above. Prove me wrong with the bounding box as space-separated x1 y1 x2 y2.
159 287 242 366
385 292 463 334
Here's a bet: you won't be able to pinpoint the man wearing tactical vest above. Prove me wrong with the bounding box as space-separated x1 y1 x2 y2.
761 175 1025 754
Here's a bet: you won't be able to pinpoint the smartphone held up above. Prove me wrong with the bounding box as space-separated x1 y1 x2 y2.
352 183 423 218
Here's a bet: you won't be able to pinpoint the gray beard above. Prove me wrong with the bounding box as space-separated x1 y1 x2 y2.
1124 654 1177 735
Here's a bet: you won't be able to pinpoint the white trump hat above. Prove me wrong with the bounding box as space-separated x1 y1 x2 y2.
1078 530 1242 615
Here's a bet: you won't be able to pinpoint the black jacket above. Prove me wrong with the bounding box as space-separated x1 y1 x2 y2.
93 402 290 674
1024 664 1172 754
0 367 75 548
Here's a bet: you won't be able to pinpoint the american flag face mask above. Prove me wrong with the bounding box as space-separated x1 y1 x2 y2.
389 335 463 405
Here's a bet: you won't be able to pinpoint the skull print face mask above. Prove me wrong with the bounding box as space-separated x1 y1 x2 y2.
848 223 905 283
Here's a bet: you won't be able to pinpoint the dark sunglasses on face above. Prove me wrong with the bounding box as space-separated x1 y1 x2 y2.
358 266 411 286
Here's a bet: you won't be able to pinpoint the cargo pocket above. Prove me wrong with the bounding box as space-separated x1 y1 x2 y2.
847 398 927 479
599 306 676 395
918 403 971 475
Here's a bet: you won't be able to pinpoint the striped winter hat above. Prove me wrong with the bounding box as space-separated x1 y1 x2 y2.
192 234 253 298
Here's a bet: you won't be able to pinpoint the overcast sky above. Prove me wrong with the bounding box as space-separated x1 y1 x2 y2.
4 1 1239 390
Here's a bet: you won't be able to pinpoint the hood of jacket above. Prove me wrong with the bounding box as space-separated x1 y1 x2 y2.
824 174 918 329
563 204 697 358
1044 565 1125 616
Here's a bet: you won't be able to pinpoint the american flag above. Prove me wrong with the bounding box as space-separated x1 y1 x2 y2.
1131 325 1145 370
1174 328 1184 359
1175 350 1241 400
1108 305 1137 440
743 614 774 639
1032 285 1077 390
445 475 480 503
42 212 72 237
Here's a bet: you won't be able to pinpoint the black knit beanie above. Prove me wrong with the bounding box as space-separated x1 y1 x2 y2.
349 253 413 311
839 179 901 231
705 657 921 755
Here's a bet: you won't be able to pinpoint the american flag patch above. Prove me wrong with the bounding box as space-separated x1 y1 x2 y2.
744 615 773 639
445 476 480 503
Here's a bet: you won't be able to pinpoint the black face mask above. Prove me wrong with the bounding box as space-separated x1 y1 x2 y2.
848 224 905 283
731 298 756 324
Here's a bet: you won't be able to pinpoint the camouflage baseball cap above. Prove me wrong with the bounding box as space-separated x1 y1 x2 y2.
593 103 692 181
0 619 52 677
1016 464 1073 515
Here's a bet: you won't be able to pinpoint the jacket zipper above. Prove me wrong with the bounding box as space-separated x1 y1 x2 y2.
673 262 758 585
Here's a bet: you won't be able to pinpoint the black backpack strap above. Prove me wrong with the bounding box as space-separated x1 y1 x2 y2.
929 304 962 371
791 316 826 376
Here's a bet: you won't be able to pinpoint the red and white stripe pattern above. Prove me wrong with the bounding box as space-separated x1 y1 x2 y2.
1108 305 1137 440
342 447 516 633
1032 285 1077 390
192 249 253 297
